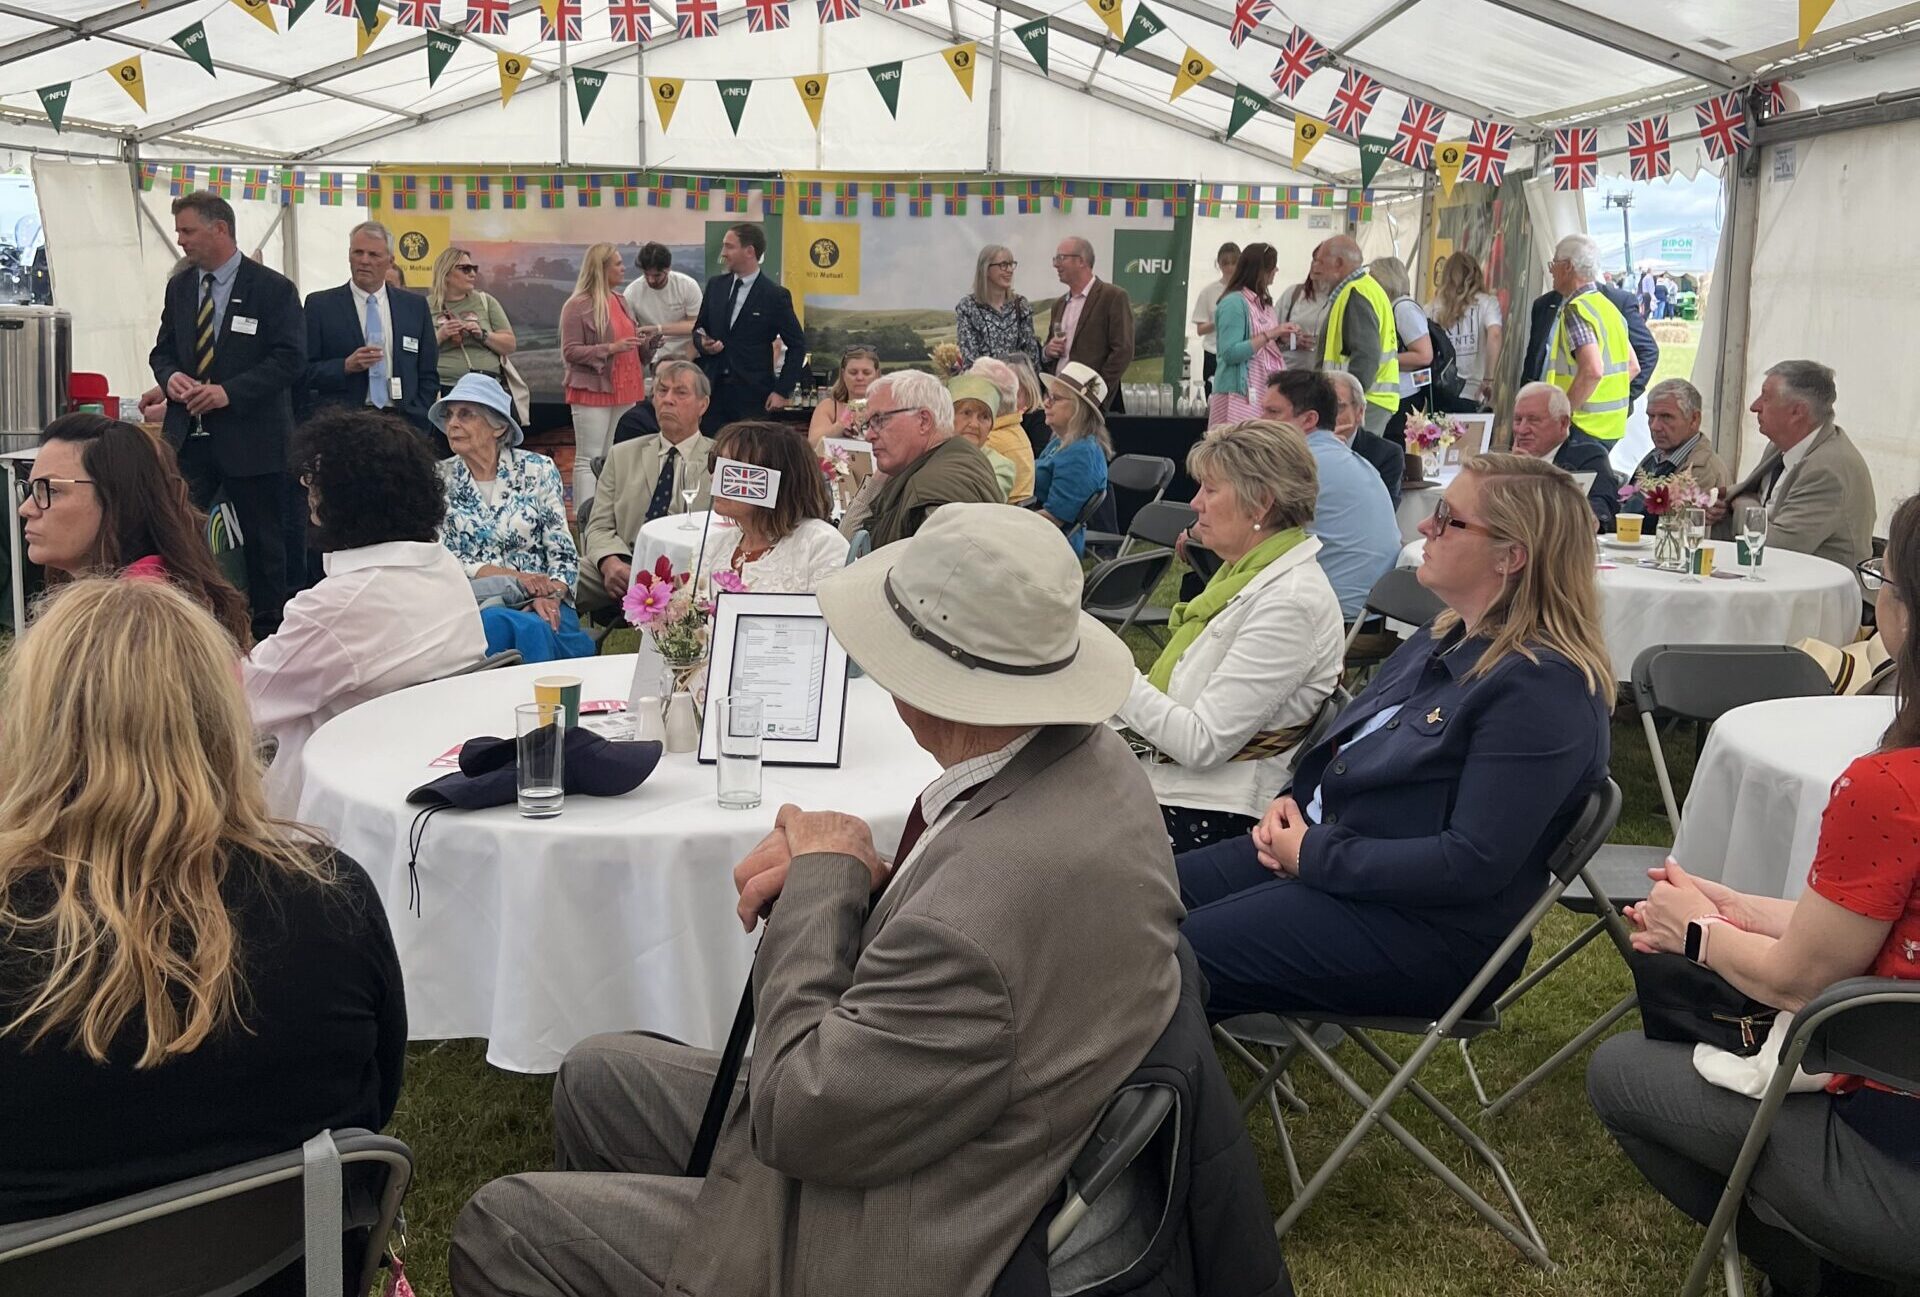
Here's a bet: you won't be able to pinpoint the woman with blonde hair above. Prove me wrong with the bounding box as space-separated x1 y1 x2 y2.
0 578 404 1238
1176 453 1612 1020
1426 249 1503 410
428 244 517 395
806 344 881 449
953 244 1041 373
561 242 654 511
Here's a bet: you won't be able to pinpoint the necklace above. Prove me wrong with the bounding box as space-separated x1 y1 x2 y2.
731 536 775 573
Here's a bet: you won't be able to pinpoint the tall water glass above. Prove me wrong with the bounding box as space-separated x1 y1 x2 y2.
715 694 764 810
1680 506 1707 583
515 702 566 818
1740 504 1769 583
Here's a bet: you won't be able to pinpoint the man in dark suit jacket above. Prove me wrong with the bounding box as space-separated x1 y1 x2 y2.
1522 281 1658 407
302 222 438 434
150 191 305 639
1513 381 1620 530
1043 235 1134 410
692 222 805 434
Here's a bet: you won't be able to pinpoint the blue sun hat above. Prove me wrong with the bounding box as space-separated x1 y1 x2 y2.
430 372 523 448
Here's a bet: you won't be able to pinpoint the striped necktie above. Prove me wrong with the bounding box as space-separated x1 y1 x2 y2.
196 273 217 377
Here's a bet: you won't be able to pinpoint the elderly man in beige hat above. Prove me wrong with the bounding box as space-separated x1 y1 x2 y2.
451 504 1185 1297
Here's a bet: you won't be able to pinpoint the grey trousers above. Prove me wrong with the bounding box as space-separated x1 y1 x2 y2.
449 1034 744 1297
1588 1032 1920 1294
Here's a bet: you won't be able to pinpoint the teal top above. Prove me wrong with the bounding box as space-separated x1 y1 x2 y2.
1210 291 1265 397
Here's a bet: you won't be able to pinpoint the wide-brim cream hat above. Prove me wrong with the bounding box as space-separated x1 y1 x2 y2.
815 502 1134 725
1041 361 1108 421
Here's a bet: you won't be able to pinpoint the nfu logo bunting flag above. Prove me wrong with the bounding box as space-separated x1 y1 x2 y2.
714 458 781 508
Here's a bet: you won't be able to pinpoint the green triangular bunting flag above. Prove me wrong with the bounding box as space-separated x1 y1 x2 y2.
171 21 215 76
1227 83 1268 140
867 61 902 118
1121 3 1165 50
287 0 318 27
717 79 751 134
426 31 460 86
355 0 379 31
572 68 606 122
1016 17 1049 73
1358 135 1393 187
37 82 70 132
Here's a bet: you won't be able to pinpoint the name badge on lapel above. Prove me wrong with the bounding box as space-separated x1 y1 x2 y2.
402 336 420 353
231 316 259 336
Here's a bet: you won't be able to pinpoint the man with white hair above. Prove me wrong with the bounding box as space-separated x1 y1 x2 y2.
1310 236 1399 438
1539 233 1640 445
1327 367 1403 505
1621 377 1731 514
858 368 1004 549
302 220 438 435
1510 381 1620 529
1713 360 1874 568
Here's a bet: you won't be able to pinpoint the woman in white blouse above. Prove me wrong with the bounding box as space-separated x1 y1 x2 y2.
697 421 847 594
1113 420 1346 850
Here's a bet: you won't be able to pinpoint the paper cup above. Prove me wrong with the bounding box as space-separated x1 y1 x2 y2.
1694 545 1715 576
1615 513 1643 543
534 675 583 727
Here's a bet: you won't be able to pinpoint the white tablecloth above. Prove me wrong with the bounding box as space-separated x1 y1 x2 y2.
1396 538 1859 682
1673 695 1895 900
298 655 940 1072
635 510 737 579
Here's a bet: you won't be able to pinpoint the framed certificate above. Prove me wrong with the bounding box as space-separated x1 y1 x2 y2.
1437 413 1497 482
697 592 851 767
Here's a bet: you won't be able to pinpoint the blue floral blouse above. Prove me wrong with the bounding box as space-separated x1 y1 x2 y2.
438 449 578 587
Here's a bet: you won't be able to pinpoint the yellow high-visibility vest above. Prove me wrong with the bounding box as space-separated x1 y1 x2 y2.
1323 272 1400 414
1546 287 1633 442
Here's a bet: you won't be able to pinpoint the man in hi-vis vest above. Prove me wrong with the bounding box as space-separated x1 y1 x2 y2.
1311 236 1399 437
1544 233 1639 443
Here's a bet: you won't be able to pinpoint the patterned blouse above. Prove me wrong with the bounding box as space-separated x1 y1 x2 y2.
438 448 579 587
954 294 1043 372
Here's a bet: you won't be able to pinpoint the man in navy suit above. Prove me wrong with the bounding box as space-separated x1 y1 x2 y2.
150 191 305 639
1511 381 1620 531
303 222 438 434
692 223 806 433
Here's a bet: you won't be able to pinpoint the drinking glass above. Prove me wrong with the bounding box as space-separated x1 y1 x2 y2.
1680 506 1707 583
1740 504 1769 583
515 702 566 818
715 694 764 810
679 488 700 531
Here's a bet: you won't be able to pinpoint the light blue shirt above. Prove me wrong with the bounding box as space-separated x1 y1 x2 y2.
198 249 244 331
1305 704 1401 823
728 270 760 326
1304 427 1402 620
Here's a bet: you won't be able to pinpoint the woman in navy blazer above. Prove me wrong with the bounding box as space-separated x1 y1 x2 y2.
1176 453 1614 1020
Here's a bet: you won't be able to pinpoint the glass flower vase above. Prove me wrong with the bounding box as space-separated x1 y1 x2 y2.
1653 515 1687 571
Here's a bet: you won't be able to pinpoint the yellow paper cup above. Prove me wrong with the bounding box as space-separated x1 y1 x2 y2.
1615 513 1643 543
534 675 583 727
1695 545 1715 576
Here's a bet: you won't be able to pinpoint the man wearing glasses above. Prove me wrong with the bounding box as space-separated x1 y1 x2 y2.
1042 237 1134 410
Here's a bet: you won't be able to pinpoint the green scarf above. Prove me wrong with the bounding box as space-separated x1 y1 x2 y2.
1146 527 1308 692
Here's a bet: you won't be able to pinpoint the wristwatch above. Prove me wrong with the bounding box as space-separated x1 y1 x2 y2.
1684 914 1733 965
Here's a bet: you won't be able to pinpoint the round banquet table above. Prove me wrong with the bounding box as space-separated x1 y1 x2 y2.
297 654 940 1072
635 510 734 578
1396 538 1859 682
1672 695 1895 900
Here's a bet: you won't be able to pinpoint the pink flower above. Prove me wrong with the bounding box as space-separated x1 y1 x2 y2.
711 570 746 594
622 574 675 626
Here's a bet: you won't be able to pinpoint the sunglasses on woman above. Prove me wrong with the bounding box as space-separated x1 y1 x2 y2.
453 263 480 274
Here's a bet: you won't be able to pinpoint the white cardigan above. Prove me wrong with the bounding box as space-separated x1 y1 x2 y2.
1115 537 1346 820
696 517 849 594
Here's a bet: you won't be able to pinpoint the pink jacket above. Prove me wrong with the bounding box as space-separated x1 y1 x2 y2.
558 292 637 395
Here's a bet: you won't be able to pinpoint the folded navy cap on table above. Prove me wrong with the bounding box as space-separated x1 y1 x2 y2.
407 727 664 810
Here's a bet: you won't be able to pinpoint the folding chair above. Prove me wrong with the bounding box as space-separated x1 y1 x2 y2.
845 528 872 564
1340 567 1444 676
1084 454 1177 556
1458 645 1833 1115
437 649 524 680
1680 977 1920 1297
1081 500 1195 643
0 1128 413 1297
1217 779 1622 1268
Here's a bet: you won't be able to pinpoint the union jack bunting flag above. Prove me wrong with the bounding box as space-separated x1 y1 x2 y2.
883 0 923 9
608 0 650 41
540 0 581 41
1695 92 1751 160
1389 98 1446 169
1325 68 1380 137
1267 25 1323 97
1460 120 1512 185
1760 80 1788 118
465 175 491 210
676 0 718 38
276 169 306 204
465 0 510 35
816 0 857 22
715 461 773 504
1627 116 1671 181
744 0 788 32
1551 127 1598 191
1228 0 1271 49
396 0 438 27
428 175 456 209
325 0 353 15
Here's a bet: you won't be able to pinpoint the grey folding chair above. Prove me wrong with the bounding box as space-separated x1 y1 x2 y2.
1084 454 1177 556
1217 780 1622 1268
1340 566 1444 675
1680 977 1920 1297
1081 501 1195 643
438 649 523 680
0 1128 412 1297
1459 644 1832 1116
845 528 872 564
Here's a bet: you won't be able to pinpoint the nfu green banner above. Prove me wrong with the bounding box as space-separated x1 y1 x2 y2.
1112 225 1191 384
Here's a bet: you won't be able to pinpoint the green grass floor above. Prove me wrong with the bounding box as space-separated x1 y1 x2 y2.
387 573 1714 1294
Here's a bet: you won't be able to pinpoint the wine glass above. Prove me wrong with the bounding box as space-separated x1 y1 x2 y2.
1740 504 1769 583
678 487 699 532
1680 506 1706 583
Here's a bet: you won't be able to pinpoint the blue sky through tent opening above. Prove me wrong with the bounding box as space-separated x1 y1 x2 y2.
1584 171 1721 275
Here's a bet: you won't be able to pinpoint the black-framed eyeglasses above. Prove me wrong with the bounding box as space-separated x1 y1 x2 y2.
19 476 93 510
865 407 924 432
988 260 1018 271
1858 557 1894 593
1430 497 1493 537
453 262 480 274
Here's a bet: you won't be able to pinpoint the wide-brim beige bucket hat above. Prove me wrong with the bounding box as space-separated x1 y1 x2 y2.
815 502 1134 725
1040 360 1108 421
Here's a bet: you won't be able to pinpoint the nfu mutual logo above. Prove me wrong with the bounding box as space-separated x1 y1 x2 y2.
1125 257 1175 275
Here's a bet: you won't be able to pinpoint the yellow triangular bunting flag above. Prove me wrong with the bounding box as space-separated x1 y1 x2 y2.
1799 0 1836 48
1435 139 1466 195
1170 46 1214 102
108 55 145 110
794 74 829 129
943 42 978 98
539 0 561 30
650 77 684 130
498 50 530 105
1085 0 1122 40
230 0 278 31
1292 113 1328 169
356 8 391 56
